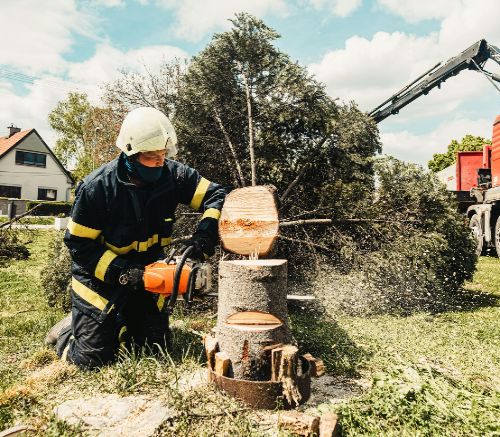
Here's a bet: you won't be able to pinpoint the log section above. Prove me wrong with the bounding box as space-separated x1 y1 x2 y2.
219 185 279 257
215 259 294 380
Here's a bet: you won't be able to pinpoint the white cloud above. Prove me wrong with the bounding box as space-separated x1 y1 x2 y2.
67 44 188 87
380 117 493 166
375 0 461 23
156 0 290 42
0 0 94 75
0 84 73 147
91 0 126 7
308 31 443 112
309 0 362 17
308 0 500 123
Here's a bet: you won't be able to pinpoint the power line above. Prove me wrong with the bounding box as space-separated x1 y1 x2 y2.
0 68 103 98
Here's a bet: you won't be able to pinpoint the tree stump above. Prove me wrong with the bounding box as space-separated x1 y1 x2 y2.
215 259 293 380
218 185 279 257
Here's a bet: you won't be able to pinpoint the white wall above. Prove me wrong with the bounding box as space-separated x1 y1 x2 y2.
0 132 73 201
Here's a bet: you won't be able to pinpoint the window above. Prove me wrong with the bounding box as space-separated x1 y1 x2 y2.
0 185 21 198
38 188 57 201
15 150 46 167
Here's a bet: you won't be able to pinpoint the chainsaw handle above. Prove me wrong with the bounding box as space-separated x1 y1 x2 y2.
167 245 195 309
184 266 199 303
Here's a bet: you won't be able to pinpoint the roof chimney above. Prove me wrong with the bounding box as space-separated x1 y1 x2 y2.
7 124 21 138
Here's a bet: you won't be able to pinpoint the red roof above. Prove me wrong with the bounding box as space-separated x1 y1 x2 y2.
0 129 34 158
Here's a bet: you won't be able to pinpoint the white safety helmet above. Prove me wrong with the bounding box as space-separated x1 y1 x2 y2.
116 107 178 158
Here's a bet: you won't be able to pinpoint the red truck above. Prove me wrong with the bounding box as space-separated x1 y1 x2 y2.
437 116 500 254
369 39 500 255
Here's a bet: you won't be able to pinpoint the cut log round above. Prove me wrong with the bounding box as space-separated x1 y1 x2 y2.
219 185 279 257
215 259 294 380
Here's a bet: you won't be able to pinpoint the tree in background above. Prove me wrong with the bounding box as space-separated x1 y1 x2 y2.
69 13 476 315
428 135 492 173
48 92 125 182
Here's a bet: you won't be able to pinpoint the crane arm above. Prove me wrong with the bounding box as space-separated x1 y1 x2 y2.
369 39 500 124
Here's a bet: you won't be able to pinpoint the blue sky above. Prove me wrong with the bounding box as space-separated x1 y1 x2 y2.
1 0 499 167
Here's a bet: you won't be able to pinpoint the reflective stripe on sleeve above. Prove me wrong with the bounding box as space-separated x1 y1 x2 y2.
161 237 172 246
190 178 210 211
201 208 221 220
67 218 102 239
72 278 109 311
95 250 118 281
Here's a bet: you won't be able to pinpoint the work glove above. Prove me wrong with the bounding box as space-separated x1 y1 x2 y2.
180 231 216 261
119 264 145 291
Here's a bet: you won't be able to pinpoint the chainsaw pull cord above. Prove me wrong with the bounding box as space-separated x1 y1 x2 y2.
167 245 195 309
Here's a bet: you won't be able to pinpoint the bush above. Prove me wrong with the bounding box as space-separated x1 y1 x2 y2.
0 229 30 263
26 201 72 217
40 233 72 311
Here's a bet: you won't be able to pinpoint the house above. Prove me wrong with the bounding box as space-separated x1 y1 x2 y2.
0 125 74 201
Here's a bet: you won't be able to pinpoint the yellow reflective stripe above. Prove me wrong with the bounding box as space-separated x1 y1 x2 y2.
138 234 159 252
161 237 172 246
157 295 165 312
103 234 160 255
190 178 210 211
72 278 108 311
95 250 118 281
67 218 102 239
61 335 74 362
118 325 127 342
202 208 221 220
104 240 136 255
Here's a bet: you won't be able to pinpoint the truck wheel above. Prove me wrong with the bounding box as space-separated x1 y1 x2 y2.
470 214 485 256
494 217 500 258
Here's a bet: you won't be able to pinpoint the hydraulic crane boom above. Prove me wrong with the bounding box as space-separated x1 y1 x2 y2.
369 39 500 123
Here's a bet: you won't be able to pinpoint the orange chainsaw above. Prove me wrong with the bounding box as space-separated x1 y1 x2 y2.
144 246 211 309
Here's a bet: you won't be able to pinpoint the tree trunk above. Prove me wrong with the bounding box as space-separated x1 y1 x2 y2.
219 185 279 257
214 259 293 380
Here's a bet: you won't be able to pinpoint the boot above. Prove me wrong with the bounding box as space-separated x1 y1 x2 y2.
44 312 72 346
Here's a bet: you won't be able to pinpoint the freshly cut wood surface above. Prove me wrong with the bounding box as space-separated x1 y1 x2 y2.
219 186 279 256
278 411 319 436
215 352 230 376
225 311 284 326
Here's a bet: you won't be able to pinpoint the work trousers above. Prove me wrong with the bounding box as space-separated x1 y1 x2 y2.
56 288 169 370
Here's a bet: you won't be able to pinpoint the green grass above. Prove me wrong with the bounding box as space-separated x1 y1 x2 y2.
2 231 500 435
0 216 54 225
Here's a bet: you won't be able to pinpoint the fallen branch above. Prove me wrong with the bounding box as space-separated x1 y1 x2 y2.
0 203 43 229
280 218 418 227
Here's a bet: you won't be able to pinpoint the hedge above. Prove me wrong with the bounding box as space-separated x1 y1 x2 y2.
26 201 72 216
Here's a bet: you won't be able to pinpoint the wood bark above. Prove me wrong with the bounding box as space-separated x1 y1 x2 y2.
215 259 294 380
271 345 301 406
219 186 279 257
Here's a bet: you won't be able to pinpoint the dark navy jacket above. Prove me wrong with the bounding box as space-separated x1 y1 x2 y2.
64 154 226 323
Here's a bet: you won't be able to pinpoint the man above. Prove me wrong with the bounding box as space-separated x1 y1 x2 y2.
47 107 226 369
